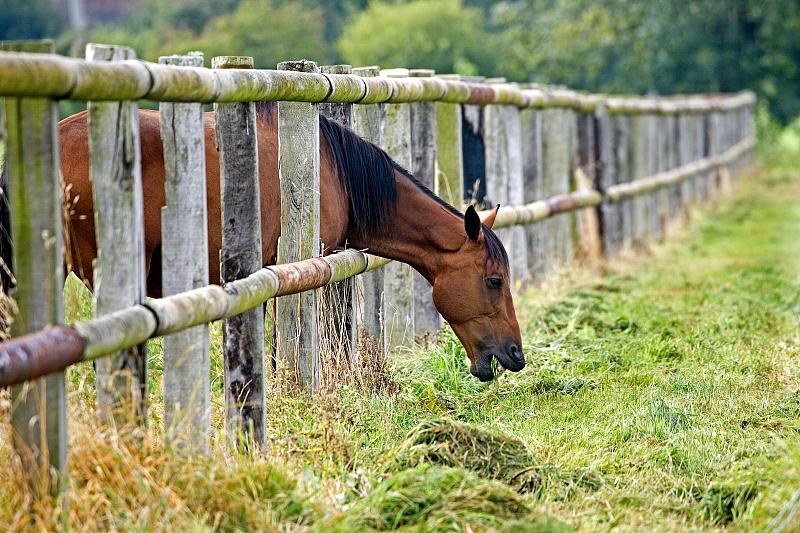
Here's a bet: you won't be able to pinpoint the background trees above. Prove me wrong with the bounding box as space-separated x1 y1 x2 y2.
2 0 798 122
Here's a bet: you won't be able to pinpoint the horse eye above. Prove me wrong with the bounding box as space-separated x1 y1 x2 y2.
486 277 503 290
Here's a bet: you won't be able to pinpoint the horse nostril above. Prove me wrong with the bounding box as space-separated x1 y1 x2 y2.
508 343 523 363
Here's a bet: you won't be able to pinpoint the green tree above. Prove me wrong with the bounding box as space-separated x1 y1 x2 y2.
337 0 495 75
89 0 328 68
0 0 65 41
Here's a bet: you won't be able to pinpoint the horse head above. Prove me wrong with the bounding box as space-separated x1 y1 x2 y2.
431 205 524 381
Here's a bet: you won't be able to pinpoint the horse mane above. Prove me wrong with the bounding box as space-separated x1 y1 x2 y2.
257 100 508 266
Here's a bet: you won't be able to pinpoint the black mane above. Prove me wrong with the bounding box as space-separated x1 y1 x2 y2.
259 100 508 267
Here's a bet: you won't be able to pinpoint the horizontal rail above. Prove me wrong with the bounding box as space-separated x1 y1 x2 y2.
605 137 755 202
0 51 755 113
0 183 633 387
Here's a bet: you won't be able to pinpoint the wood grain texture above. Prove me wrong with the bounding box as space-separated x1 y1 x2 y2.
409 69 441 337
276 60 321 389
505 104 528 287
159 52 210 454
86 43 148 426
521 108 546 280
213 55 267 447
2 39 67 498
351 66 386 365
382 73 415 352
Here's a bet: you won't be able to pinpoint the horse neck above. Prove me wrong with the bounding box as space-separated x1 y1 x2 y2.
351 172 465 284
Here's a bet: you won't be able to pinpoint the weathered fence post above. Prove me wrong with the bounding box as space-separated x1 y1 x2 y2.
381 69 414 351
677 109 693 217
213 55 266 447
276 59 321 388
434 74 464 210
2 39 67 498
630 112 650 247
520 94 545 279
319 64 357 380
667 112 681 223
505 86 528 286
159 52 210 453
575 107 602 266
409 69 441 338
540 100 571 270
484 79 527 285
351 66 386 365
596 102 620 255
86 43 147 426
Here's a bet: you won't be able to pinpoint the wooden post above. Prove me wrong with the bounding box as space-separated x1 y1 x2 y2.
409 69 441 337
667 113 681 223
596 104 618 255
213 55 266 446
505 97 528 286
434 74 464 209
646 112 661 238
630 113 649 247
381 69 414 351
614 114 634 250
2 39 67 498
521 107 545 279
576 110 602 266
276 59 321 388
541 106 571 270
86 43 147 426
318 64 357 380
351 66 385 365
677 111 693 217
698 112 711 203
563 107 578 264
159 52 210 454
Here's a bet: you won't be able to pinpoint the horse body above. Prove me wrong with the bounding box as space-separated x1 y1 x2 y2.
60 107 349 296
55 103 524 381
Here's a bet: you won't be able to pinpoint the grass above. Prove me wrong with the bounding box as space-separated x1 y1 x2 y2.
2 150 800 531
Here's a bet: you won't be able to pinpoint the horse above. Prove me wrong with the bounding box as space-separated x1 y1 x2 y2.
2 101 524 382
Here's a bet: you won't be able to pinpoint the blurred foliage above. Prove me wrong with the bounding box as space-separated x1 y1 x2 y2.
2 0 800 122
88 0 328 68
337 0 491 75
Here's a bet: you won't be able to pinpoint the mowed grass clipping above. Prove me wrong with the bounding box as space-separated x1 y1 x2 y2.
2 154 800 531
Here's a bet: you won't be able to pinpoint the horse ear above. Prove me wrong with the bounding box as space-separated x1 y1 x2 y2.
464 205 482 241
481 204 500 229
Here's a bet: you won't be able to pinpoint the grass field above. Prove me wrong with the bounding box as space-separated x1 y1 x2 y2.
2 151 800 531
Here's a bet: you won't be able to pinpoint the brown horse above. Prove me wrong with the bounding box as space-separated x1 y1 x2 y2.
11 102 524 381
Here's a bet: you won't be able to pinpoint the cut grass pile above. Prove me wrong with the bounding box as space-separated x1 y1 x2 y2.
2 151 800 531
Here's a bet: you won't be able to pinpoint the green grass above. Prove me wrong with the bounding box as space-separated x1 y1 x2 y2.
3 153 800 531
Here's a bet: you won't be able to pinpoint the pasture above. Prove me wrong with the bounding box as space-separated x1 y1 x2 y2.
2 151 798 531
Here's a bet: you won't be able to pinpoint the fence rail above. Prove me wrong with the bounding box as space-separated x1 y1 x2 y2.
0 42 756 498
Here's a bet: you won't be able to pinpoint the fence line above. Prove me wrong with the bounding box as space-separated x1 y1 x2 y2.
0 43 756 498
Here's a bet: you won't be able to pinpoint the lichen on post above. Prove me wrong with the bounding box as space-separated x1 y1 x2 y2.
213 55 266 448
86 42 148 427
276 59 321 389
159 51 210 454
434 74 464 210
2 39 67 498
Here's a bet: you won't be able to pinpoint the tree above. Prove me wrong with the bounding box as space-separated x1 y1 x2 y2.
89 0 328 68
337 0 496 76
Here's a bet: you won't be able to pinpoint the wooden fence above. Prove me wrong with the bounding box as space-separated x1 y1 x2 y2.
0 40 755 497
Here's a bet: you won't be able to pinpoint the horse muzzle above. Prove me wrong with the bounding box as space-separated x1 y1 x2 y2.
470 342 525 381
